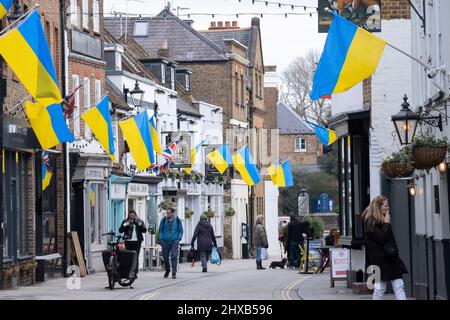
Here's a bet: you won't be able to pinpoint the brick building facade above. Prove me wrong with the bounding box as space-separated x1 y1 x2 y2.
1 0 66 289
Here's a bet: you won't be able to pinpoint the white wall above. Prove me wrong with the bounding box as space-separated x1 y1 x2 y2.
369 18 412 198
331 82 363 116
264 181 280 258
230 179 249 259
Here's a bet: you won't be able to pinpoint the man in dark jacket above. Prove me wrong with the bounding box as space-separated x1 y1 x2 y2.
119 209 147 277
286 215 308 268
191 213 217 272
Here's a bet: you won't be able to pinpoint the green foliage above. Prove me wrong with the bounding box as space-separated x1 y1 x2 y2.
412 133 448 148
203 208 215 218
304 214 325 239
185 207 194 219
279 169 338 216
382 145 412 165
224 207 235 217
318 143 338 177
158 200 176 211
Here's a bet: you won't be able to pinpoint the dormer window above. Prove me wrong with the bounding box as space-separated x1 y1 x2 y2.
133 21 149 37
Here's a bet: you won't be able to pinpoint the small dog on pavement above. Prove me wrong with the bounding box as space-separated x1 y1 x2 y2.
269 258 287 269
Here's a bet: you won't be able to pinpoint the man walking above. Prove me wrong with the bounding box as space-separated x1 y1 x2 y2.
158 207 184 279
286 215 307 268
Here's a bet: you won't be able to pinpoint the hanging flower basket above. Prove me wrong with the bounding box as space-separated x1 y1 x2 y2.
185 208 194 219
381 146 414 178
224 207 235 218
411 147 447 170
203 209 215 219
381 161 415 178
411 134 448 170
158 200 176 211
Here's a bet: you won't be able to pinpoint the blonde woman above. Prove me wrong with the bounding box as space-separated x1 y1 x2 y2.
362 196 408 300
253 215 269 270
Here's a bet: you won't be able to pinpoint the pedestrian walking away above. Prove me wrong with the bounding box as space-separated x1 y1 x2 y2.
253 215 269 270
191 213 218 272
158 207 184 279
286 215 309 268
362 195 408 300
118 209 147 278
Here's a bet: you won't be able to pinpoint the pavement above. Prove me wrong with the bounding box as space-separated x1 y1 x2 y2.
0 259 407 300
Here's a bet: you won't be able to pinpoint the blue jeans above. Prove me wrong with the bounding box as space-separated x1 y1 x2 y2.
255 246 262 262
161 240 179 274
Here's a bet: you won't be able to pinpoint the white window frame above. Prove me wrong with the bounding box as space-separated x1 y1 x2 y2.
82 0 89 29
72 75 80 138
112 113 119 163
84 77 91 139
171 68 175 90
185 74 190 91
70 0 79 27
133 21 149 37
294 137 307 152
93 0 100 33
161 64 166 84
94 79 101 104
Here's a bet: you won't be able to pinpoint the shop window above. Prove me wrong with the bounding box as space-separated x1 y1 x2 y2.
43 152 57 255
89 183 105 246
2 151 30 261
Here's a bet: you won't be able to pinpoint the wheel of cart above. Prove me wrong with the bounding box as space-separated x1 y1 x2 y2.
102 232 137 290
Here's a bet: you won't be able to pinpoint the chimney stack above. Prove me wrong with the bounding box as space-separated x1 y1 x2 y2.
232 21 238 27
158 40 170 58
218 21 223 27
225 21 231 27
251 17 260 27
210 21 216 28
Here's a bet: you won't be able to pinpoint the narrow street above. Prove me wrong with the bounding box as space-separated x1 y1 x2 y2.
0 259 313 300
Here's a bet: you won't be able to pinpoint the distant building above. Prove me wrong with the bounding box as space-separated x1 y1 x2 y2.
277 101 320 171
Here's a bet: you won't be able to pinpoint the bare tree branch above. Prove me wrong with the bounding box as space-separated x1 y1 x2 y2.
281 49 332 125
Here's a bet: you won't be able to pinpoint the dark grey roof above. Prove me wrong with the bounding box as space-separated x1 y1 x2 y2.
104 10 228 62
176 98 202 118
277 101 313 134
200 24 261 67
200 29 251 51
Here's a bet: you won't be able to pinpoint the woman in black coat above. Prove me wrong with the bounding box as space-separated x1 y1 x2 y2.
191 213 217 272
362 196 408 300
119 209 147 277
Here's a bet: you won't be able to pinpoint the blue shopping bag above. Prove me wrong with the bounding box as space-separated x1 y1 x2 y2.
210 247 221 265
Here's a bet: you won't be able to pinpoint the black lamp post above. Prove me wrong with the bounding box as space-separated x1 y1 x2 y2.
391 95 420 145
129 80 145 111
123 80 145 112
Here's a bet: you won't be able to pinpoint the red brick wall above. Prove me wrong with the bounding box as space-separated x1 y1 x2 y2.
382 0 411 20
279 134 319 166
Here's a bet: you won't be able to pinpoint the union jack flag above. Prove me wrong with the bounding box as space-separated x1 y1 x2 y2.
162 136 182 162
42 151 50 167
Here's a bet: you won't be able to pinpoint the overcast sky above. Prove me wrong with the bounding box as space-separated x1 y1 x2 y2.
103 0 326 75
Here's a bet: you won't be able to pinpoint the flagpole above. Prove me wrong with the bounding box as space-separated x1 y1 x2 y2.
0 4 39 37
0 95 30 119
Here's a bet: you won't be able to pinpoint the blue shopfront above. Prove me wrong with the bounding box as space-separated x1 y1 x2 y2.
109 174 132 235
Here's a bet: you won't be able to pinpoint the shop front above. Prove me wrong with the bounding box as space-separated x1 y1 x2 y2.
71 154 112 272
109 174 131 235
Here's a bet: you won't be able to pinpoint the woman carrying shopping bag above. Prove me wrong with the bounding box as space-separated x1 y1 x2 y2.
253 215 269 270
191 213 217 272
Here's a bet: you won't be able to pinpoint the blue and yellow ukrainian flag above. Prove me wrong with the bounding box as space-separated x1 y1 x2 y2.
119 111 155 171
42 163 52 190
268 162 279 185
304 119 337 147
207 144 232 174
185 139 206 174
25 101 75 149
0 9 62 107
310 12 386 100
82 96 115 160
232 147 261 187
0 0 13 19
149 115 162 154
276 160 294 187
